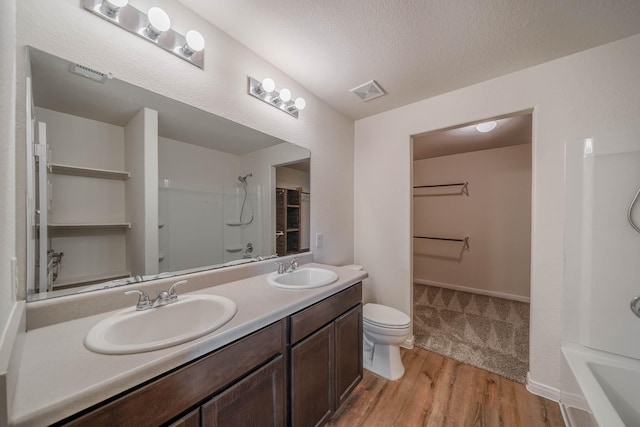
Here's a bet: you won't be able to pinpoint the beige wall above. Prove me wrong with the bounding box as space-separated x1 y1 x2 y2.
14 0 355 300
354 33 640 396
413 144 532 302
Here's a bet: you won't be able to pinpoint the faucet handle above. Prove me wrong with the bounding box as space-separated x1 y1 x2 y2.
124 289 151 311
275 261 286 274
168 280 188 299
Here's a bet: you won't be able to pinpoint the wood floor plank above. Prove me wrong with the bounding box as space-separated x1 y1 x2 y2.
329 347 564 427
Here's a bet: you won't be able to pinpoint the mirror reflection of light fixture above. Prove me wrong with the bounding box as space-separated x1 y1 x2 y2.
247 77 306 118
476 121 498 133
145 7 171 40
83 0 205 68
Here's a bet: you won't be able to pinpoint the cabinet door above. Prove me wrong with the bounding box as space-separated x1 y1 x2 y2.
291 323 334 427
334 304 363 408
201 356 285 427
168 408 200 427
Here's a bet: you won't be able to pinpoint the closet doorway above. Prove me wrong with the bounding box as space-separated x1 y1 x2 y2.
411 112 532 384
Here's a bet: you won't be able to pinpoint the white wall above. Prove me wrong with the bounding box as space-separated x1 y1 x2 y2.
413 144 531 301
0 0 16 333
0 1 17 423
124 108 158 276
15 0 355 300
354 33 640 394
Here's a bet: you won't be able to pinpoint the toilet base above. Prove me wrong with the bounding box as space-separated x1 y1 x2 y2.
363 343 405 381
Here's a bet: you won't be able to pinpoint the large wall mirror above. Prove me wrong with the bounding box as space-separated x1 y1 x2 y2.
26 47 311 301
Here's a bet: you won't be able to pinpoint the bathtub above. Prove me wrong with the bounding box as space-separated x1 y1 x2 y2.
562 342 640 427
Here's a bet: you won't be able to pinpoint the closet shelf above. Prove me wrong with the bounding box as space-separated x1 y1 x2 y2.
49 163 130 180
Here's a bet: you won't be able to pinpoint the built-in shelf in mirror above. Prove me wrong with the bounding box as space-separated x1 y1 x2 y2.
49 164 130 180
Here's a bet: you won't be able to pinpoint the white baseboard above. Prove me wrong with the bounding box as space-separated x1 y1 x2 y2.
400 335 414 350
526 372 561 401
414 278 530 303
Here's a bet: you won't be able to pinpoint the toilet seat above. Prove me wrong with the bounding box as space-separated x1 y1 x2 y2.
363 303 411 329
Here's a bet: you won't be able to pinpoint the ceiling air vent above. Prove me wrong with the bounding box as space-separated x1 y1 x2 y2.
350 80 386 102
69 63 108 84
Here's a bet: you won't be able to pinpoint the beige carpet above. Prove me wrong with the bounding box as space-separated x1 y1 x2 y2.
413 283 529 383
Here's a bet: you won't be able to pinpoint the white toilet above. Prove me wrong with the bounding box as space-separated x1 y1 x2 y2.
362 303 411 380
341 264 411 381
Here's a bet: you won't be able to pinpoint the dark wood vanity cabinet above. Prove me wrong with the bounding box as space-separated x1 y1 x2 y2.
201 356 285 426
59 321 286 427
290 284 363 427
58 283 362 427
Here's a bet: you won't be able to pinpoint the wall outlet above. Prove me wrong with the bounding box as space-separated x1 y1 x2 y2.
11 257 18 299
315 233 323 248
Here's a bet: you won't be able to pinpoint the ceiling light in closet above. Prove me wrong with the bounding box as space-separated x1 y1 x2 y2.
476 121 497 133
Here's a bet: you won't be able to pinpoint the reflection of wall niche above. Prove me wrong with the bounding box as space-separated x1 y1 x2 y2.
36 106 159 289
276 187 302 255
276 189 286 255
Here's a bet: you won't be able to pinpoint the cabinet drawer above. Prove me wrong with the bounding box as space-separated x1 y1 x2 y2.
60 320 286 427
290 283 362 344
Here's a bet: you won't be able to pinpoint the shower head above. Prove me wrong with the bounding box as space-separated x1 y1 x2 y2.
238 173 253 183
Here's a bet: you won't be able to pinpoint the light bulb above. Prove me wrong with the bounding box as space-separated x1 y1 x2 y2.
294 97 306 110
261 78 275 93
101 0 128 16
475 121 497 133
183 30 205 56
146 7 171 39
106 0 128 7
280 88 292 102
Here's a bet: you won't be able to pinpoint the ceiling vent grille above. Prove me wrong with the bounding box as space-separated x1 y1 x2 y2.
350 80 386 102
69 63 108 84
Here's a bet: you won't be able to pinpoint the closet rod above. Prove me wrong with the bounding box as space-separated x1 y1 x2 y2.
413 181 468 189
413 235 470 251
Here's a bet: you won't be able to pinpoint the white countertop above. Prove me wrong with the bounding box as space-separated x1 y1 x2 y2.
10 263 366 427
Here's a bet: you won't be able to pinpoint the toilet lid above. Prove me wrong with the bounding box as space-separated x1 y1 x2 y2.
363 303 411 328
343 264 364 271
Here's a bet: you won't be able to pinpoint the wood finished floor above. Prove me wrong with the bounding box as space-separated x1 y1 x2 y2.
328 347 565 427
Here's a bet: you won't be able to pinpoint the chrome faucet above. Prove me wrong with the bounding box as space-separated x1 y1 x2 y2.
275 258 299 274
124 280 188 311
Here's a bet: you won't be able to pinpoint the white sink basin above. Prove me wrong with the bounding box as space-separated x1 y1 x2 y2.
267 267 339 289
85 295 237 355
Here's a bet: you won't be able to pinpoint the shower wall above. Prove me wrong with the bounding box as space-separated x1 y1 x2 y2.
158 137 258 272
564 130 640 359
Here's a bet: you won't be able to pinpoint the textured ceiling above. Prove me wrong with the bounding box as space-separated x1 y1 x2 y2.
177 0 640 120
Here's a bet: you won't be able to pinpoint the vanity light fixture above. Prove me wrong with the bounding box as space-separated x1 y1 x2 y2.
83 0 205 69
475 121 498 133
247 77 306 118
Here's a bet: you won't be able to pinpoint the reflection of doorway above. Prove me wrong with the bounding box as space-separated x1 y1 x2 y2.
275 160 310 255
411 113 533 383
